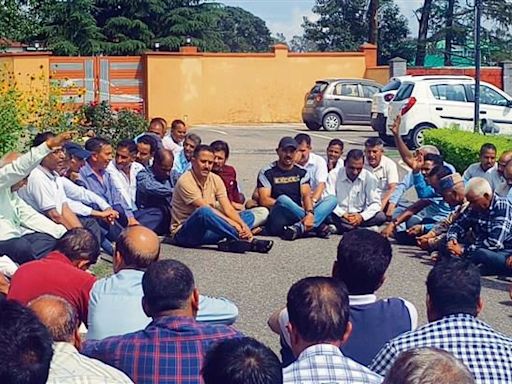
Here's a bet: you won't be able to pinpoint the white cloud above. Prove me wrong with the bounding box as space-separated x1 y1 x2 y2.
267 7 319 41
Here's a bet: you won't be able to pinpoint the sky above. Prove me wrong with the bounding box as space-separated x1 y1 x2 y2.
218 0 424 41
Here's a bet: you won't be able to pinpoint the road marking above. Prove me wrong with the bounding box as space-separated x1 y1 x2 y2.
281 128 360 145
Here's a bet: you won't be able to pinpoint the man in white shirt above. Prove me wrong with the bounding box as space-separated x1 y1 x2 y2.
162 119 188 157
364 137 398 211
463 143 497 183
0 132 72 264
29 295 133 384
325 149 386 234
19 132 119 245
282 276 381 384
294 133 328 205
488 150 512 196
106 139 145 211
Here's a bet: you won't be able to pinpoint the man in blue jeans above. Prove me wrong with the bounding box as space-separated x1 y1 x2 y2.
447 177 512 275
170 144 273 253
257 136 337 240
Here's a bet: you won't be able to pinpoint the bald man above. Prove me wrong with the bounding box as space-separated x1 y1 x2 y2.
0 132 73 264
29 295 133 383
87 226 239 340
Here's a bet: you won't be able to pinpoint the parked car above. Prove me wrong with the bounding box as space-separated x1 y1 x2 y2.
371 76 412 144
384 76 511 148
302 78 382 131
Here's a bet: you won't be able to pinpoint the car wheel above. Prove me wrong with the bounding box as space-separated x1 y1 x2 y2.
322 113 341 131
305 122 321 131
409 125 431 149
378 131 395 146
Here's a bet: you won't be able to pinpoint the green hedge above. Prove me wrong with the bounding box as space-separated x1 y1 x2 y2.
423 129 512 173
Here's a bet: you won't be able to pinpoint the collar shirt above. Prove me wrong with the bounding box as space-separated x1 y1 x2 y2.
364 155 399 198
325 167 381 220
162 135 183 157
283 344 382 384
82 316 242 384
0 143 66 241
446 193 512 251
487 169 511 196
106 161 144 210
370 314 512 383
463 162 498 182
136 167 173 209
58 176 111 217
19 166 67 214
47 342 133 384
303 152 328 192
79 162 134 219
170 149 191 187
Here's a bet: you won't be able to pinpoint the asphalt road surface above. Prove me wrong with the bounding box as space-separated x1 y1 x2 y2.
95 123 512 353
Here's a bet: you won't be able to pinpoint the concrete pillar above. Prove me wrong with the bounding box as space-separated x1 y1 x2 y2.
360 43 377 68
389 57 407 78
501 60 512 95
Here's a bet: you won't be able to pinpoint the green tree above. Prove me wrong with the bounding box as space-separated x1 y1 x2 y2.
0 0 39 44
289 35 317 52
378 0 413 64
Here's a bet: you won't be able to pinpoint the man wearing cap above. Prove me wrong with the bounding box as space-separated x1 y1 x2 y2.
257 137 337 240
416 173 470 253
62 142 90 186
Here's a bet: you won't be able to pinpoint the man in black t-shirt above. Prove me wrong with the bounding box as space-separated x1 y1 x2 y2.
257 137 337 240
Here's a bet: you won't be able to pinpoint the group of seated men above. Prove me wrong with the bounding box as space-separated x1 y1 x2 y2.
0 117 512 383
1 226 510 384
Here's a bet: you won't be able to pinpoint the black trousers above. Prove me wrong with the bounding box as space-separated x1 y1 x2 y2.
78 216 102 245
329 211 387 234
0 232 57 264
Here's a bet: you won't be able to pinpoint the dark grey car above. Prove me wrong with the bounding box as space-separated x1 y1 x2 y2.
302 79 382 131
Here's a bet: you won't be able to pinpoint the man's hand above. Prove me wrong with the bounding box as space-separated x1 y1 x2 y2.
416 232 435 250
407 224 423 237
346 213 363 227
381 222 396 238
238 222 253 241
46 131 75 149
302 212 315 231
390 115 401 137
447 239 463 257
94 208 119 225
385 203 396 221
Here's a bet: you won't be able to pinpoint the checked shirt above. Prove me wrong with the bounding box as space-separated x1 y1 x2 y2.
370 314 512 383
82 315 242 384
283 344 382 384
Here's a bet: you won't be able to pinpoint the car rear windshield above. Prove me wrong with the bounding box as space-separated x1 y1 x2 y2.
393 83 414 101
310 82 328 94
381 79 402 92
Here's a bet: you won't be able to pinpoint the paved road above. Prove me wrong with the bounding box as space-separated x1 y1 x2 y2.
94 123 512 353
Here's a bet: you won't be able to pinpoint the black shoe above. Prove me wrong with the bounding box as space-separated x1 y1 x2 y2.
217 239 252 253
281 225 303 241
251 239 274 253
315 224 331 239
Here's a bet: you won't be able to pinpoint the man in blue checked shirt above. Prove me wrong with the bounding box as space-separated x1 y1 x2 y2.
370 259 512 383
83 259 242 384
446 177 512 275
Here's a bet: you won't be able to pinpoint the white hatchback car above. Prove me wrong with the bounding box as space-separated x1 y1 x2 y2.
385 76 512 148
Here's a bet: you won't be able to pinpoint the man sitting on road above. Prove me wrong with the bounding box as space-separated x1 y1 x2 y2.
269 229 417 367
0 132 71 264
107 139 144 212
171 132 202 186
446 177 512 275
8 228 99 325
370 258 512 383
29 295 133 384
87 226 239 340
163 119 188 157
61 142 89 186
83 259 243 383
325 149 386 234
463 143 498 183
364 137 399 212
258 137 337 240
486 150 512 196
171 144 273 253
136 148 174 234
282 276 382 383
326 138 344 172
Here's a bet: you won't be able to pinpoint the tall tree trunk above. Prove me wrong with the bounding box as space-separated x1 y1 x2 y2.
445 0 456 66
415 0 433 66
368 0 379 44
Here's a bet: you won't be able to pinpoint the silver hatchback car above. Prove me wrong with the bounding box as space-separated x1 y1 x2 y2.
302 78 382 131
